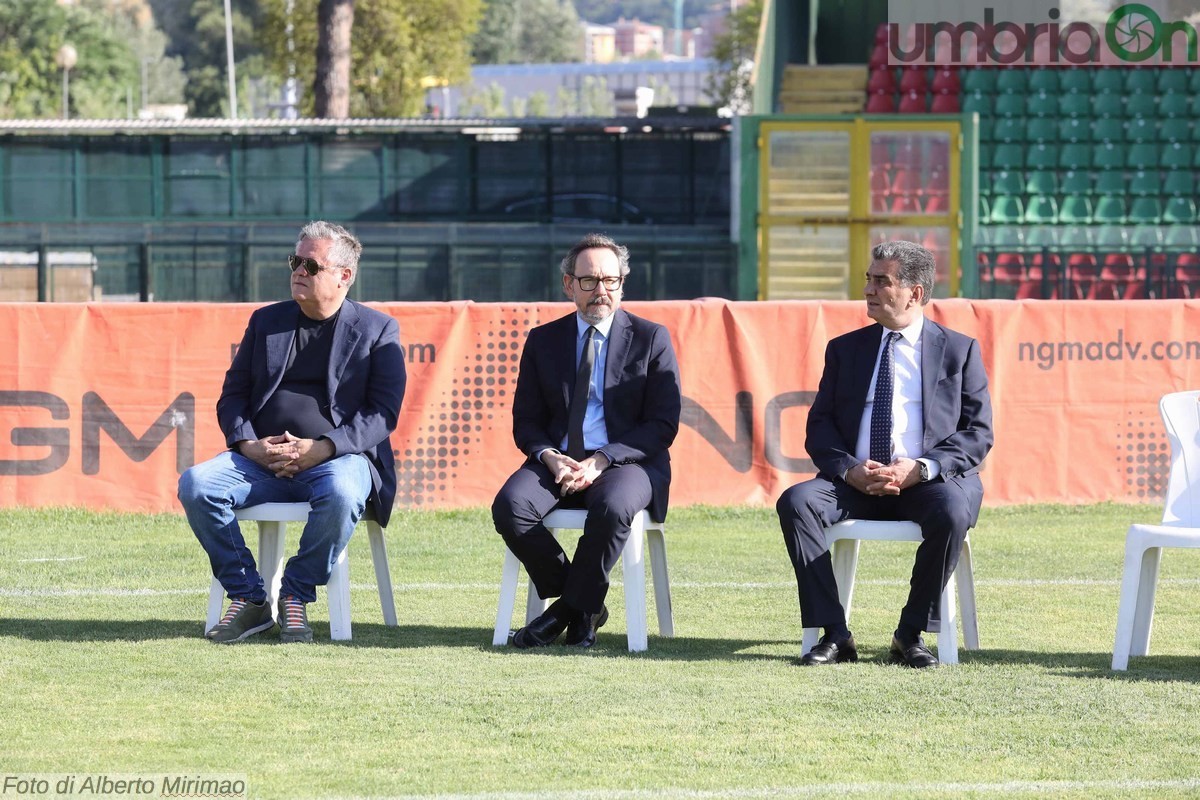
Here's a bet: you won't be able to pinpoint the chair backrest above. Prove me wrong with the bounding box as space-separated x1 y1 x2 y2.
1159 390 1200 525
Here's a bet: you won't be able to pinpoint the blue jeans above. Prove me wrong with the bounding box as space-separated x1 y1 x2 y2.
178 450 372 604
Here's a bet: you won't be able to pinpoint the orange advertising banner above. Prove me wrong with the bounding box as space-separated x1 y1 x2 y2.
1 299 1198 513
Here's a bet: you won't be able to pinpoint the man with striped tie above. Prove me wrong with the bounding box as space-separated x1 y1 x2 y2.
777 240 993 668
492 233 681 650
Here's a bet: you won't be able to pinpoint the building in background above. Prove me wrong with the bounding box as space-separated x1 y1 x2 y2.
613 18 665 59
582 23 616 64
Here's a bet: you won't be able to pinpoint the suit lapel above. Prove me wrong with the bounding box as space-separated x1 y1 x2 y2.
327 300 363 417
603 310 633 394
851 324 882 414
558 313 579 410
920 319 946 451
263 304 299 403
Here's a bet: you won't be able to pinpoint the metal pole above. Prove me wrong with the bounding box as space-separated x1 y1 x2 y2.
62 68 69 119
224 0 238 118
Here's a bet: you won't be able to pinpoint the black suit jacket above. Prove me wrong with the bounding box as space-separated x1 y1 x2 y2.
512 308 681 522
806 318 993 520
216 299 407 527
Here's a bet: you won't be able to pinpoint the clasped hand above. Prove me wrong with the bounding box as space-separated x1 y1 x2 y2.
542 450 609 496
237 431 334 478
846 457 920 496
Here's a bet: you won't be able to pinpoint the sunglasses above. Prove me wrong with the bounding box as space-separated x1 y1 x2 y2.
288 254 333 275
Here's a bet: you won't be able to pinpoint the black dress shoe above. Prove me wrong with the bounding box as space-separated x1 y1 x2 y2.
890 635 939 668
563 605 609 648
511 608 569 649
800 634 858 665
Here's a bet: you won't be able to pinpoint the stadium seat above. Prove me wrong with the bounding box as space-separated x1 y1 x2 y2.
1059 143 1091 170
1126 94 1160 119
1129 197 1163 223
961 91 991 116
1027 68 1058 94
1157 69 1189 94
1174 253 1200 298
1090 94 1125 119
1126 170 1160 197
1094 195 1129 224
1094 170 1127 197
899 68 928 94
1158 118 1192 144
1058 195 1094 224
993 117 1025 143
989 194 1025 224
962 69 997 94
492 509 672 653
930 93 961 113
1023 91 1057 118
1024 195 1059 224
890 167 919 195
1160 143 1193 170
891 194 922 214
898 91 927 113
1125 143 1159 170
1163 197 1198 224
1058 69 1091 94
1059 94 1092 119
1093 118 1126 144
205 503 397 642
865 93 897 113
991 143 1026 170
1025 170 1058 195
994 93 1025 118
1025 117 1057 144
868 42 890 70
1113 391 1200 670
1095 144 1128 171
924 194 950 213
1058 117 1090 144
995 69 1028 94
800 522 978 666
868 68 898 95
1158 93 1191 118
1025 143 1059 171
931 68 960 95
1124 69 1159 94
1125 118 1157 144
1059 171 1091 196
1163 170 1192 196
1092 68 1124 94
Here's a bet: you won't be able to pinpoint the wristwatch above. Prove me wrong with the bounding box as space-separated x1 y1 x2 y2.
918 460 931 482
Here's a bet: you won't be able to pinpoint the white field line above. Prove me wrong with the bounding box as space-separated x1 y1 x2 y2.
4 577 1200 598
17 556 86 562
318 776 1200 800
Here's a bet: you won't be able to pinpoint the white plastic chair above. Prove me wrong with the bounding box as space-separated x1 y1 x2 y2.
1113 390 1200 670
492 509 673 652
204 503 397 641
799 520 980 665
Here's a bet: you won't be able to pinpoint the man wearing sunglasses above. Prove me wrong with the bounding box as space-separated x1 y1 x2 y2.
179 220 406 644
492 233 681 649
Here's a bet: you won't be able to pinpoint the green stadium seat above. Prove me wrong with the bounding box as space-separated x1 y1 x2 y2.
1025 117 1057 143
1058 194 1094 224
990 169 1024 195
993 117 1026 143
1059 117 1090 144
1164 225 1199 249
1092 69 1125 93
963 69 997 94
1024 195 1059 224
1130 224 1163 254
1158 118 1192 144
1125 118 1157 144
1093 118 1126 144
1191 95 1200 117
1158 93 1190 118
1059 69 1091 94
1059 94 1091 118
991 143 1025 170
989 194 1025 223
1059 224 1094 251
1127 170 1160 197
1027 69 1059 94
1025 143 1059 171
1094 195 1128 223
1126 94 1159 119
961 91 992 116
1094 224 1129 252
1163 170 1192 196
978 196 990 220
1023 91 1056 118
1059 171 1091 195
1125 143 1159 170
1058 143 1091 170
1091 94 1124 119
1164 197 1198 224
1160 143 1193 169
1129 196 1164 223
1124 69 1159 94
1094 171 1127 196
1193 147 1200 168
1158 70 1189 94
995 69 1028 94
1094 143 1127 170
1025 170 1058 195
994 94 1025 118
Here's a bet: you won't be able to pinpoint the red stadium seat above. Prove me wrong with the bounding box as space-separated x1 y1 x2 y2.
931 68 961 95
867 68 897 95
899 68 929 94
930 94 961 113
865 93 897 113
898 91 927 113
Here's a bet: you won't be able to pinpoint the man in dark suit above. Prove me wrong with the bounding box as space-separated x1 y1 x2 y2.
777 240 993 668
179 221 406 644
492 233 681 649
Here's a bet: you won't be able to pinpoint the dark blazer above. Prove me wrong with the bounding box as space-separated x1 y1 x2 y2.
512 308 682 522
806 318 993 516
216 299 407 527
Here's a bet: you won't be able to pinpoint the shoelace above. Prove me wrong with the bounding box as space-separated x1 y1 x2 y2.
281 596 306 629
218 598 247 626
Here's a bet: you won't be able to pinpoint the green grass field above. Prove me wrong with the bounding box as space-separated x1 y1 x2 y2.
2 503 1200 799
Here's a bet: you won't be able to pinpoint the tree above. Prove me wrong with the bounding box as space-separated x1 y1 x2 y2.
705 0 761 115
263 0 481 118
315 0 353 117
84 0 187 108
472 0 582 64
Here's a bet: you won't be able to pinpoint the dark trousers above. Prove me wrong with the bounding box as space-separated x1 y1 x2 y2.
776 475 980 633
492 461 654 614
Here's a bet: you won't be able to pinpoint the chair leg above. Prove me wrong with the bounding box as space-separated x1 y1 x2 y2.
258 522 287 617
1131 546 1163 658
367 522 398 627
800 625 819 656
327 546 352 641
622 515 649 652
957 536 981 650
937 571 959 665
831 539 862 620
205 578 225 633
492 548 522 646
1113 538 1150 670
647 526 674 637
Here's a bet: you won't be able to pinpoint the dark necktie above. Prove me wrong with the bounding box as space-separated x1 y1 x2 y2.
870 331 900 464
567 326 596 460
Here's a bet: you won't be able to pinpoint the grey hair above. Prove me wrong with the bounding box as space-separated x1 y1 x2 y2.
871 240 935 303
297 221 363 287
559 233 631 278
